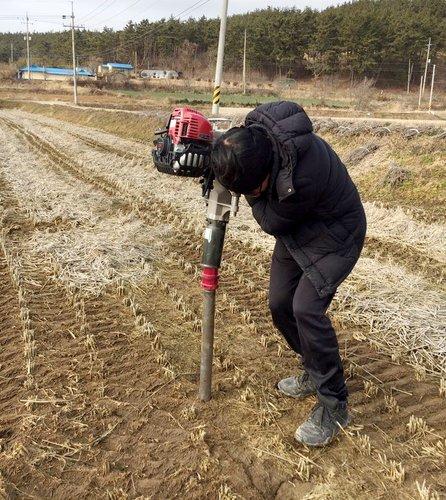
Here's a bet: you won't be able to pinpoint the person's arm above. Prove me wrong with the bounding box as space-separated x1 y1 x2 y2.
245 176 320 236
245 195 298 236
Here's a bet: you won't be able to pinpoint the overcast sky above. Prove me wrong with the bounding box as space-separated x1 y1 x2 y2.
0 0 344 33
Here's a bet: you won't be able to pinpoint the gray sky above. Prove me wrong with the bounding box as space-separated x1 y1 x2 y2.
0 0 344 33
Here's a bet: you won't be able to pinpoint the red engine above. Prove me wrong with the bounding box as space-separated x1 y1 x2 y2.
152 107 214 178
168 107 213 145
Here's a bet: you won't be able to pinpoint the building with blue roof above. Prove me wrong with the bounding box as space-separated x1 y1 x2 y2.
18 64 95 81
98 62 134 75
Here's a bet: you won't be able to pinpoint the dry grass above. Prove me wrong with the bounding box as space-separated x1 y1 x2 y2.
318 129 446 219
27 216 159 295
6 100 163 143
0 123 163 295
8 99 446 219
7 108 445 249
332 257 446 377
0 243 36 389
364 202 445 263
2 108 445 380
376 452 405 485
2 106 446 499
416 480 441 500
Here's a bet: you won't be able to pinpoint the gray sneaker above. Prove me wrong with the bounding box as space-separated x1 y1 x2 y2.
294 401 351 447
277 371 317 399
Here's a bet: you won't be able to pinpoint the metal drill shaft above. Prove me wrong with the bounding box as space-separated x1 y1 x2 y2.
199 290 216 402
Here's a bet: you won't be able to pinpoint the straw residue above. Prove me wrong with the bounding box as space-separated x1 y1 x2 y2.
364 201 446 263
0 125 112 227
26 214 161 295
333 257 446 377
0 122 164 295
3 109 446 376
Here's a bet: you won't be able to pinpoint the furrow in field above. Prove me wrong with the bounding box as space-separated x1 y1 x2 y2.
7 108 446 266
0 126 240 497
0 173 42 470
0 170 102 493
19 109 446 293
1 112 444 496
131 222 446 498
0 240 27 451
106 277 293 499
0 119 163 296
3 112 445 380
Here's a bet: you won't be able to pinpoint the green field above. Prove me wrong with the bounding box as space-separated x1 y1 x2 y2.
115 88 347 109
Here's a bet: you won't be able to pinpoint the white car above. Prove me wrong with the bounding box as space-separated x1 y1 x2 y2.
140 69 179 79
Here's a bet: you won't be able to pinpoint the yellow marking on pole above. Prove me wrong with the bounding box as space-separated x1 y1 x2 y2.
213 86 221 105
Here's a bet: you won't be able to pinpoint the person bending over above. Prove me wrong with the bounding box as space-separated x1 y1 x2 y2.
210 101 366 447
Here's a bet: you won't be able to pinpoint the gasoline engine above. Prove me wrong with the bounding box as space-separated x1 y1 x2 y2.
152 107 239 401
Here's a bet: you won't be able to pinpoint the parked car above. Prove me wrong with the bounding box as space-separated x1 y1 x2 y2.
140 69 180 79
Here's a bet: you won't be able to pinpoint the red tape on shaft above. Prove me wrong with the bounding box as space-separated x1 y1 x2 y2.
201 267 219 291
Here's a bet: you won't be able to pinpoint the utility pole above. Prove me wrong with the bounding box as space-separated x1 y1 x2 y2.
242 28 247 95
212 0 229 116
406 58 413 94
428 64 436 112
418 75 423 110
63 2 83 105
25 13 31 79
70 1 78 105
422 37 431 95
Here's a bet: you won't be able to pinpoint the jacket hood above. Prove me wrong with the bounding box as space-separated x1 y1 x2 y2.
245 101 313 171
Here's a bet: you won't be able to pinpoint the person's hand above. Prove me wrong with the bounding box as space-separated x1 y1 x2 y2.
245 173 270 197
179 152 206 168
244 194 264 206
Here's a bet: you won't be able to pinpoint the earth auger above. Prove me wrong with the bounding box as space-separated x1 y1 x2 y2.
152 107 239 401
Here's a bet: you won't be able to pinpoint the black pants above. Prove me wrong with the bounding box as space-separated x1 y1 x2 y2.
269 239 347 407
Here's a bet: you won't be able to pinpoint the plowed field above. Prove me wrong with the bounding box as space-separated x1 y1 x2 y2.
0 108 445 499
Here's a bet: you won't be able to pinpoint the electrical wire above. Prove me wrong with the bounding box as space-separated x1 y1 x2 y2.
0 15 65 32
79 0 120 24
28 19 64 26
88 0 158 28
0 15 62 20
175 0 211 19
76 0 216 60
78 0 115 23
3 0 224 65
179 0 213 20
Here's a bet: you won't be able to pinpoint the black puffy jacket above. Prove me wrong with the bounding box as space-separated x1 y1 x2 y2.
245 101 367 298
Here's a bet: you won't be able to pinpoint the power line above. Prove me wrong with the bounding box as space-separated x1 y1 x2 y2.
78 0 115 23
175 0 211 19
178 0 212 19
86 0 212 27
88 0 158 28
80 0 120 24
76 0 215 60
28 19 64 26
0 14 62 19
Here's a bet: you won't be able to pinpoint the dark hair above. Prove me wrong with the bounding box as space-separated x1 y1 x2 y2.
210 126 273 194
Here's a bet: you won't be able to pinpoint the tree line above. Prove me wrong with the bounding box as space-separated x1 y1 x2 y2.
0 0 444 87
